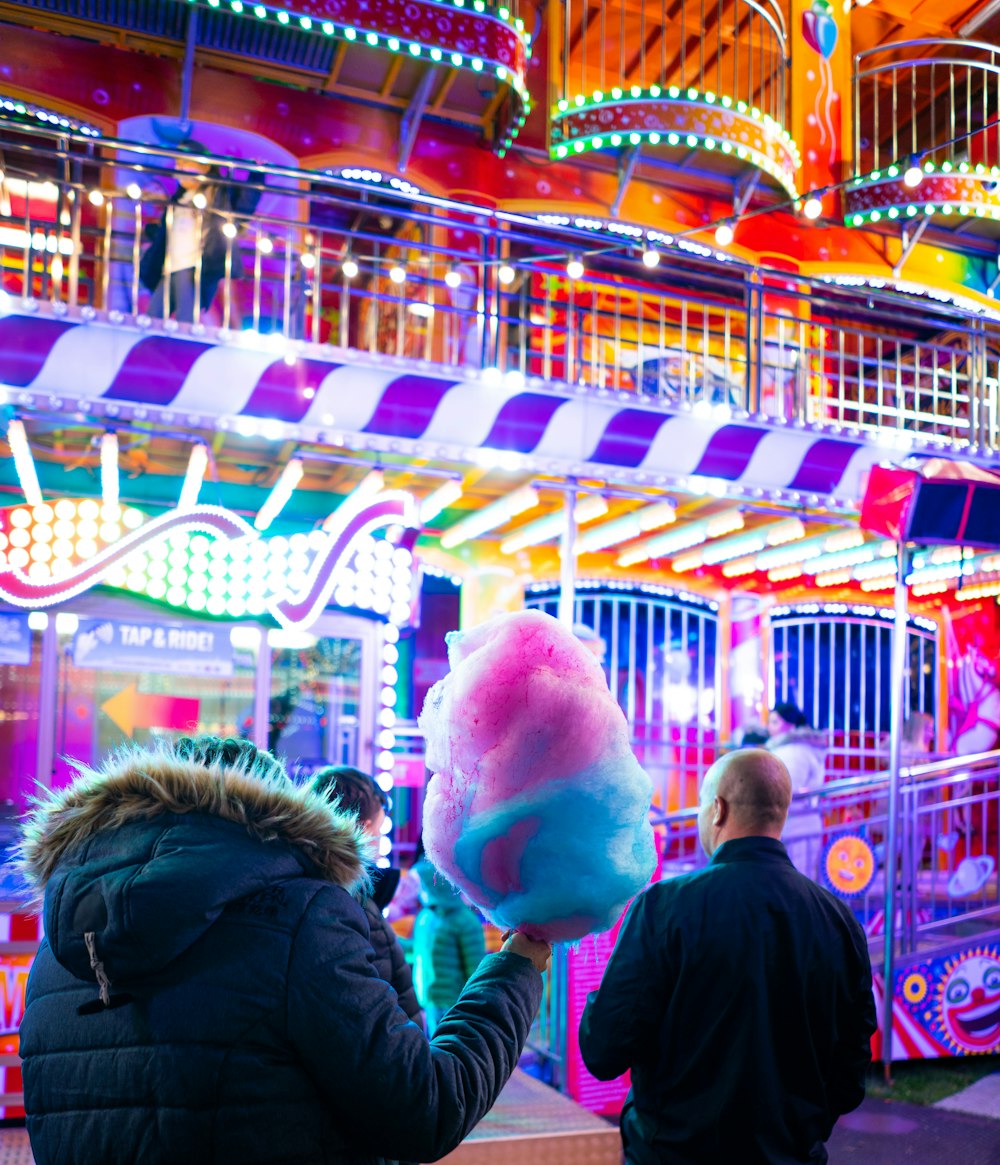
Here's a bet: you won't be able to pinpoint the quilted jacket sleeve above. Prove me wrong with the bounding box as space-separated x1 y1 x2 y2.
365 900 423 1024
287 885 542 1162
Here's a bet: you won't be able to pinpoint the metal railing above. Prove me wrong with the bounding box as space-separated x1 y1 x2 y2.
657 750 1000 966
558 0 788 126
854 38 1000 176
2 120 999 451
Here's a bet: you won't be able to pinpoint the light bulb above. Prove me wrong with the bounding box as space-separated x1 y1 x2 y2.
714 223 734 246
904 161 923 189
342 258 359 278
498 264 515 284
803 196 823 219
444 269 462 289
566 258 585 280
642 249 660 268
389 265 406 284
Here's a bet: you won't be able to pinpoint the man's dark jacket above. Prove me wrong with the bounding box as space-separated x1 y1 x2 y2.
18 748 541 1164
579 837 876 1165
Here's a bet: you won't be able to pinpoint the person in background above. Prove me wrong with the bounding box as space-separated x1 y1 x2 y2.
310 764 423 1027
579 749 876 1165
413 857 487 1036
766 700 828 876
140 142 262 323
18 736 549 1165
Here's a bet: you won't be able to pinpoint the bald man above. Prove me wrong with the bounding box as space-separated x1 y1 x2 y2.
579 750 876 1165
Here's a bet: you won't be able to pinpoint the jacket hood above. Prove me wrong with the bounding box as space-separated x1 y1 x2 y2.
17 747 371 995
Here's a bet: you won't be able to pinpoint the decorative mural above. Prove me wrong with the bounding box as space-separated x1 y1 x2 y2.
889 943 1000 1058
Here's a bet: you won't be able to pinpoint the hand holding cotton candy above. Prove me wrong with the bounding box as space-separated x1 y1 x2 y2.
418 609 657 942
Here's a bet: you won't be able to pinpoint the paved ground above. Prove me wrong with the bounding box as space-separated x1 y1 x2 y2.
2 1075 998 1163
828 1096 1000 1163
936 1070 1000 1119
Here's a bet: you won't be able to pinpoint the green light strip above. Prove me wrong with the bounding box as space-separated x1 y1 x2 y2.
182 0 532 151
552 84 799 164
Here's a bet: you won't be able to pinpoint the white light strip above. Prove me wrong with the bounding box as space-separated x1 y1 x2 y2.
254 459 304 532
500 495 608 555
576 500 676 555
178 444 210 510
617 506 743 567
100 432 119 511
0 225 74 254
699 517 804 567
6 420 43 507
439 484 540 549
419 479 463 524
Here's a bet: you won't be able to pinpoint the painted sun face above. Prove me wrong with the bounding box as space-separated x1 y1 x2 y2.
825 836 875 896
941 955 1000 1052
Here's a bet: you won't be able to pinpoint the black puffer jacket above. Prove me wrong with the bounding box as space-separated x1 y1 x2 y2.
18 747 542 1165
364 895 422 1025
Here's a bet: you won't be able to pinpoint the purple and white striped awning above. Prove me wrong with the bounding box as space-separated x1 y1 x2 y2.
0 308 962 505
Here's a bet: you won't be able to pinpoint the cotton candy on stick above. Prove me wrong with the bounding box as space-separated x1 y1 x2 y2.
418 609 657 942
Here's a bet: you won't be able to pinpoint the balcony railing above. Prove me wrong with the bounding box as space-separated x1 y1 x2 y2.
551 0 797 197
1 120 999 452
851 39 1000 227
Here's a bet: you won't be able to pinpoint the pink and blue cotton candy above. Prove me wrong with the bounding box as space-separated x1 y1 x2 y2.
418 609 657 942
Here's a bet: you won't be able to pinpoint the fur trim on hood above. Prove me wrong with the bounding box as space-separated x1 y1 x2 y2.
18 745 372 899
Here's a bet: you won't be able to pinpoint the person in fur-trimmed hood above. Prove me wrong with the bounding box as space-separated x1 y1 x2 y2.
17 736 549 1165
766 702 828 878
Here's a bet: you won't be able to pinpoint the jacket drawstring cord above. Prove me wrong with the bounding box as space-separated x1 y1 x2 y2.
83 931 112 1006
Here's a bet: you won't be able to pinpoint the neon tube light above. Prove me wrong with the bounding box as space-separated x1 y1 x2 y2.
178 444 210 511
617 507 743 567
439 485 539 549
576 500 676 556
100 432 119 512
255 459 304 531
501 495 608 555
6 420 43 508
419 479 463 524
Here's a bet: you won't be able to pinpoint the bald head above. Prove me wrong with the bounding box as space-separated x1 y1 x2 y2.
698 749 793 856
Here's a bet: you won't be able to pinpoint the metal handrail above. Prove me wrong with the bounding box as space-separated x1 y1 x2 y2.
3 120 1000 451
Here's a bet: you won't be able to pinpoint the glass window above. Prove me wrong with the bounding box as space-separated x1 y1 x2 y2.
269 633 363 780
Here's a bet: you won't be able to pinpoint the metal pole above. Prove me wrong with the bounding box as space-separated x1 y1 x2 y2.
179 6 199 130
252 628 272 752
557 490 578 627
881 541 910 1084
35 616 59 790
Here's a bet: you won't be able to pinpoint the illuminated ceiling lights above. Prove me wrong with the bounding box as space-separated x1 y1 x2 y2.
254 458 304 532
178 444 209 510
419 479 463 524
956 579 1000 601
439 484 539 549
500 495 608 555
6 420 43 508
803 540 895 576
698 517 804 567
576 500 676 556
617 506 743 567
802 195 823 219
100 432 119 511
754 528 864 572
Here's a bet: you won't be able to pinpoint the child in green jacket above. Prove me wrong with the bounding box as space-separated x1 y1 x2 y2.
412 859 486 1035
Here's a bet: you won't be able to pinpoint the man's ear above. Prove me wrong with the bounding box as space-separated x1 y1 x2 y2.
713 796 727 828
